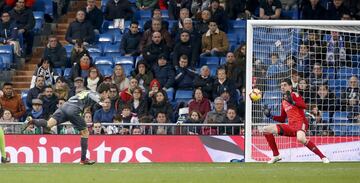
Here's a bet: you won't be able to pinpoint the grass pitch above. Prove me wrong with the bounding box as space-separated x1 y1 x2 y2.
0 162 359 183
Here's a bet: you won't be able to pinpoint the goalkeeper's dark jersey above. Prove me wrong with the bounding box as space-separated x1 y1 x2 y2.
65 90 101 111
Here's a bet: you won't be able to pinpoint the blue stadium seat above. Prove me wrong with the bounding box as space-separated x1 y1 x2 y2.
323 67 336 79
166 89 174 101
103 43 121 58
87 45 102 60
229 20 246 29
138 10 151 19
32 0 53 17
0 57 4 70
219 57 226 65
322 111 331 123
64 44 73 58
331 125 348 136
262 91 282 114
333 112 349 123
347 125 360 136
95 59 113 76
113 56 134 65
21 90 29 110
174 90 193 103
161 10 169 19
208 64 218 76
338 67 358 79
0 45 13 69
53 68 64 76
199 57 219 66
238 30 246 43
98 33 114 43
114 33 123 43
63 68 72 80
33 11 44 19
227 33 238 44
94 56 113 66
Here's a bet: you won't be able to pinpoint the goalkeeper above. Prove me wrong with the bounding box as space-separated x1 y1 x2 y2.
22 83 110 165
262 78 330 164
0 126 10 163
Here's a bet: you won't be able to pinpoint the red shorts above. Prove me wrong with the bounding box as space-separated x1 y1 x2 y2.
276 123 309 137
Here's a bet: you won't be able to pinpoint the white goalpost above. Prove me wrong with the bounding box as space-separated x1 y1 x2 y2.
245 20 360 162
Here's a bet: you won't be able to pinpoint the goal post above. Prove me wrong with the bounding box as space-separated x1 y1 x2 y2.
245 20 360 162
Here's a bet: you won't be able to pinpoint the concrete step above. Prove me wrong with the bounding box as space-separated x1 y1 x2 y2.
14 88 30 94
24 64 38 70
12 75 33 82
15 71 34 76
12 82 30 88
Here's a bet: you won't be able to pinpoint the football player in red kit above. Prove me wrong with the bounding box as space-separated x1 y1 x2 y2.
262 78 330 163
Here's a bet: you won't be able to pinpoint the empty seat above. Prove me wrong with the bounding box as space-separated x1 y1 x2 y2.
138 10 151 19
338 67 358 79
199 57 219 66
63 68 72 80
175 90 193 103
113 56 134 65
333 111 349 123
98 33 114 43
227 33 238 44
104 43 121 58
95 59 113 76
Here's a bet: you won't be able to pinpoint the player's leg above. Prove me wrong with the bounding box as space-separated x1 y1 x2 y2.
296 131 329 163
262 124 281 163
0 127 10 163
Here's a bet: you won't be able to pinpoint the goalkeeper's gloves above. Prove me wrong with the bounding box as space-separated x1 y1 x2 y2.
263 105 273 119
284 91 295 105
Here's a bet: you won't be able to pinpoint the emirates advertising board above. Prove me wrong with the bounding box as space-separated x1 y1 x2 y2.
3 135 360 163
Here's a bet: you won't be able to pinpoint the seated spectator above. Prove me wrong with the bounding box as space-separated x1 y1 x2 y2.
188 88 211 119
70 39 90 65
112 64 130 91
26 99 48 119
238 87 245 119
9 0 35 59
65 10 95 45
225 0 246 20
183 110 202 135
306 30 324 61
203 97 226 134
193 65 214 99
93 98 115 123
130 60 153 92
152 111 172 134
70 53 93 80
201 20 229 57
174 55 197 90
142 31 170 66
120 78 139 103
309 63 328 90
0 11 21 57
59 124 79 134
108 84 123 111
116 105 138 135
57 98 66 108
170 8 190 38
223 52 243 90
38 86 58 117
325 31 347 67
131 127 143 135
195 9 211 35
91 122 106 135
234 44 246 72
244 0 260 18
220 90 238 110
151 54 175 92
301 0 328 20
290 70 300 89
69 77 88 96
212 67 236 101
149 90 174 121
147 79 161 101
313 84 336 111
26 75 44 109
168 1 191 20
104 0 133 21
208 0 228 32
84 111 93 124
340 76 359 111
297 43 311 74
136 0 158 11
140 19 173 51
177 18 201 56
43 35 67 69
84 0 103 34
308 104 333 136
120 21 142 56
297 78 315 103
220 106 241 135
327 0 350 20
30 58 55 88
84 67 103 92
0 109 18 133
266 52 286 77
191 0 211 17
143 9 169 31
53 76 70 100
173 29 200 67
259 0 282 20
22 123 41 134
129 86 148 118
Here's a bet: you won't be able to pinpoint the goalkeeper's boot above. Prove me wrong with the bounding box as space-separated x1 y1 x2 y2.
322 157 330 164
1 156 10 163
21 116 34 132
267 156 282 164
80 158 96 165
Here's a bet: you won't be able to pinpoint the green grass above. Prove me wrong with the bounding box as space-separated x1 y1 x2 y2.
0 163 360 183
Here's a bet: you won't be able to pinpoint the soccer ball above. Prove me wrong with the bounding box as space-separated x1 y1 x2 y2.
249 88 262 102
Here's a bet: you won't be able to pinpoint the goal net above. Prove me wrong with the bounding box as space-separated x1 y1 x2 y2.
245 20 360 162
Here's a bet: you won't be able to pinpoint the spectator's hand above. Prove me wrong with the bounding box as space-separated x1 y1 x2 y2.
162 87 167 91
99 102 106 107
205 50 211 53
263 105 272 118
18 29 25 34
283 91 295 105
212 48 219 52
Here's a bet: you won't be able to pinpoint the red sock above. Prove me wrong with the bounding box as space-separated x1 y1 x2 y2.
305 140 325 159
264 134 279 156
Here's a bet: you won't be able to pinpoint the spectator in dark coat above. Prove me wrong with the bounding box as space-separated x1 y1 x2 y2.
129 86 148 118
220 106 241 135
104 0 133 21
120 21 142 56
65 10 95 44
327 0 351 20
168 0 192 20
38 86 58 117
193 65 214 100
130 60 153 92
212 67 236 101
143 9 169 31
84 0 103 34
26 75 44 109
142 31 170 66
149 90 174 121
136 0 158 11
259 0 282 20
170 7 190 38
195 9 211 35
174 55 197 90
244 0 260 18
223 52 243 90
9 0 35 58
70 39 90 65
139 19 173 51
0 11 21 57
340 76 359 111
43 35 67 68
225 0 246 20
301 0 328 20
152 54 175 91
313 84 336 111
208 0 228 32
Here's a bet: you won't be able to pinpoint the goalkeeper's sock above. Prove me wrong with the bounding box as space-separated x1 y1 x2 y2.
305 140 325 159
264 134 279 156
33 119 48 128
80 138 88 161
0 128 6 159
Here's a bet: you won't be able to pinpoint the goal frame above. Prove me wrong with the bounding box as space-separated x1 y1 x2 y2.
245 20 360 162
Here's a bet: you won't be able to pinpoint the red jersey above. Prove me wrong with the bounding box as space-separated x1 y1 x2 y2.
272 92 308 129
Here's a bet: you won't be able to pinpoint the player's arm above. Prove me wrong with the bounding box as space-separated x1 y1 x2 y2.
284 91 307 109
88 92 102 104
